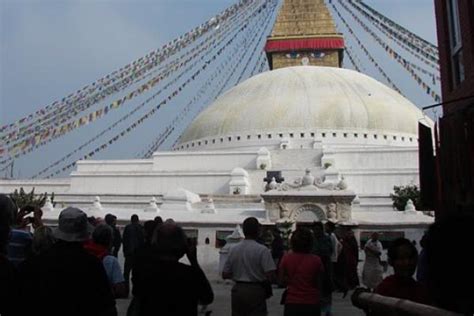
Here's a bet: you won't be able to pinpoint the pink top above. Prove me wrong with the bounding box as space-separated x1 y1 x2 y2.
280 252 324 305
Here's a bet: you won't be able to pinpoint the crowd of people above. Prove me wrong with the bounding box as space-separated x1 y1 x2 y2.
0 194 213 316
1 192 473 316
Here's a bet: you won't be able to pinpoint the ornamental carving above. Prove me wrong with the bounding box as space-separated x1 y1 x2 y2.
267 169 349 192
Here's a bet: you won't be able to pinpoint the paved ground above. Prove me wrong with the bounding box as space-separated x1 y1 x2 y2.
116 281 365 316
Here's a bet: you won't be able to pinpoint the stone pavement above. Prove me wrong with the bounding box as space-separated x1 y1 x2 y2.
116 281 365 316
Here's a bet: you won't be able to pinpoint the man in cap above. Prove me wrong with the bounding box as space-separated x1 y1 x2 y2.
19 207 117 316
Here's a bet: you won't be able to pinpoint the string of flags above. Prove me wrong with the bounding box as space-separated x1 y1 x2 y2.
344 47 362 72
0 0 258 136
338 0 441 102
2 0 272 163
354 0 438 60
33 0 278 178
141 0 277 159
1 0 261 146
331 2 404 95
348 0 440 75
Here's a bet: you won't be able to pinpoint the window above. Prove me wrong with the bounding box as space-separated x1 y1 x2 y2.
343 133 347 138
310 132 315 137
198 141 201 146
354 133 358 138
205 140 208 145
247 135 251 140
364 134 368 139
300 133 305 138
228 137 232 141
332 133 337 137
374 134 378 139
220 138 223 143
322 133 326 138
257 134 261 139
268 134 272 139
237 136 241 141
279 133 283 138
393 136 397 140
447 0 465 86
212 139 216 144
215 230 233 248
384 135 387 140
289 133 294 138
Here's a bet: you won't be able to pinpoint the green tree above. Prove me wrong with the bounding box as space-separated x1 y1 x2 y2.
390 185 422 211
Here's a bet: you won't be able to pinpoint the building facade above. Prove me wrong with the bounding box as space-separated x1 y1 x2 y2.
434 0 474 214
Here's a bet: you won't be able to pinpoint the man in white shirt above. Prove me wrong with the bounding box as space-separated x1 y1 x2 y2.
223 217 276 316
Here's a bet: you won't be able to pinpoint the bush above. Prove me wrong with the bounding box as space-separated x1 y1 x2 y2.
10 187 55 209
390 185 421 211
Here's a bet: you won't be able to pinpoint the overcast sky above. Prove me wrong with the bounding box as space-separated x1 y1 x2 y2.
0 0 439 177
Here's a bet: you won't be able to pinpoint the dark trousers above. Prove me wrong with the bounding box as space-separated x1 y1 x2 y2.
284 304 321 316
231 283 267 316
123 255 135 285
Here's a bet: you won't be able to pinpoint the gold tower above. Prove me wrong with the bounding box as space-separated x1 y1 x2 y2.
264 0 344 70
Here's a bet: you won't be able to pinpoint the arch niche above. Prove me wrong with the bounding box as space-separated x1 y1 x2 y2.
292 204 327 223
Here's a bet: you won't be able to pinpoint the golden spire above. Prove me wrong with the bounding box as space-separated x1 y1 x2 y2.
265 0 344 69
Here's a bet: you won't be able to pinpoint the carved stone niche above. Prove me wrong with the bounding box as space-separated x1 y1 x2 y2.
261 190 356 225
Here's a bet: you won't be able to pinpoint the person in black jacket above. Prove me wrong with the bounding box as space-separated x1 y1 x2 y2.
105 213 122 257
130 221 214 316
122 214 144 287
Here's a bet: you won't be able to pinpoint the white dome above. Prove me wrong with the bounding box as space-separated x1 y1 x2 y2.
179 66 425 145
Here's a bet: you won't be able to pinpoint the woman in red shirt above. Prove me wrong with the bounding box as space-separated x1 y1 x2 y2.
279 227 325 316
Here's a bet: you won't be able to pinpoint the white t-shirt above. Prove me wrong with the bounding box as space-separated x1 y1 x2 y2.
223 239 276 282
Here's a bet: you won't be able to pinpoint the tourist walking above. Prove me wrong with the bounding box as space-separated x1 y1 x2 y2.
340 227 360 291
222 217 276 316
311 222 334 316
105 213 122 257
85 224 127 298
19 207 117 316
279 227 325 316
325 222 342 293
271 227 284 270
122 214 144 287
362 232 384 290
130 221 213 315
